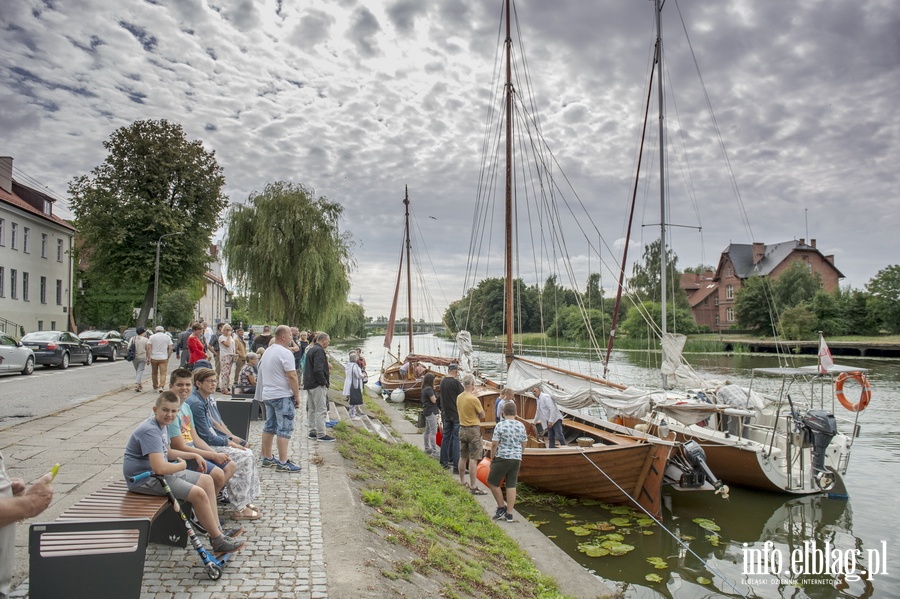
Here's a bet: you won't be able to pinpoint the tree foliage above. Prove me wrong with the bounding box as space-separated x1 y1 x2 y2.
629 240 688 308
779 303 818 340
223 182 353 327
157 289 196 330
619 302 698 339
328 302 367 338
69 120 227 326
547 306 611 342
734 276 778 332
774 261 822 310
866 265 900 333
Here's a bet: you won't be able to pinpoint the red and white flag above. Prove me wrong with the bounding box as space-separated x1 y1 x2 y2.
818 334 834 373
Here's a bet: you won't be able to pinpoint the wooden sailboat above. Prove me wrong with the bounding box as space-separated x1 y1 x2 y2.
466 0 678 520
378 187 444 401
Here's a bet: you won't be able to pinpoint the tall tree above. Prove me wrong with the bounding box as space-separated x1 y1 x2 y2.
866 264 900 333
628 240 686 307
69 120 227 326
223 182 353 326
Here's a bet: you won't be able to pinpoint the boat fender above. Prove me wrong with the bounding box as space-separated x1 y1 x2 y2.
834 372 871 412
476 457 502 487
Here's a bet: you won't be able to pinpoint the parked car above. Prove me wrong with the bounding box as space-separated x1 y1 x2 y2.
0 334 35 376
20 331 93 369
79 330 128 361
123 328 137 342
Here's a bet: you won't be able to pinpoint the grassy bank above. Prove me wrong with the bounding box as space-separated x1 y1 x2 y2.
333 423 567 598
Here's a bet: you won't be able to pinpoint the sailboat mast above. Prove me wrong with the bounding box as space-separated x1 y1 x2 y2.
404 186 414 353
504 0 514 365
655 0 668 338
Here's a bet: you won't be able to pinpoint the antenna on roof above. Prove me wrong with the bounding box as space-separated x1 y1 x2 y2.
805 208 809 242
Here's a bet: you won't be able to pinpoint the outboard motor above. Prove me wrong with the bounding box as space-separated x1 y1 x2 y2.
679 440 729 498
799 409 838 490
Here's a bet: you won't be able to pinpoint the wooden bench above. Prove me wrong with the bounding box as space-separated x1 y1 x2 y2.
29 480 191 599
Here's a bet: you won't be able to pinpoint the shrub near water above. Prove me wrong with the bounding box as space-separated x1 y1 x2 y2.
334 423 566 598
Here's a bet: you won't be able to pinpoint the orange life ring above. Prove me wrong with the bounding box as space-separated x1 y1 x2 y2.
835 372 871 412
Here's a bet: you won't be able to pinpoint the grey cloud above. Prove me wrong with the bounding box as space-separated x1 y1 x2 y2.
386 0 426 33
347 6 381 57
119 21 158 52
220 0 260 32
289 10 335 50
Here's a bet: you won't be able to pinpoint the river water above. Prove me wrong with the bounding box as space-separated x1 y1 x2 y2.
335 334 900 598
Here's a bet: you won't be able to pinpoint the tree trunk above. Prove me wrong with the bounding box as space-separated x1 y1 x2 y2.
136 279 155 327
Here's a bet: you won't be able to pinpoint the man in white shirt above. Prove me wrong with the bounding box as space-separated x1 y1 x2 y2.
255 325 302 473
148 326 173 392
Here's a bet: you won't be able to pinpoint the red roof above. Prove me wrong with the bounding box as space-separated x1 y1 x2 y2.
0 183 76 232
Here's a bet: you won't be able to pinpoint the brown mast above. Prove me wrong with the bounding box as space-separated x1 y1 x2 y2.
504 0 514 366
404 186 414 353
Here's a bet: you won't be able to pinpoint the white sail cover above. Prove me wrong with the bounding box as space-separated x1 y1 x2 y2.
455 330 475 375
661 332 728 389
506 358 665 417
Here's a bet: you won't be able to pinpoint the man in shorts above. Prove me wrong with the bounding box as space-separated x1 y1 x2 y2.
456 373 486 494
488 397 527 522
123 391 245 553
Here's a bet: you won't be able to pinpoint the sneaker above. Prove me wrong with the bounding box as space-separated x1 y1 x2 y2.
275 460 302 473
217 490 231 504
308 431 318 439
317 435 336 443
492 506 508 521
260 456 278 468
211 534 246 553
189 511 208 535
325 420 339 427
505 512 514 523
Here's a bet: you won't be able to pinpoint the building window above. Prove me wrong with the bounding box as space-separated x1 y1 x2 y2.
807 262 812 273
23 272 29 301
23 227 30 253
56 279 62 305
38 320 44 331
41 233 48 258
714 296 719 306
51 321 56 330
0 218 5 245
11 223 17 250
0 267 4 296
57 239 64 262
725 284 734 300
40 276 47 304
43 199 52 215
11 269 18 299
715 314 720 326
726 307 735 322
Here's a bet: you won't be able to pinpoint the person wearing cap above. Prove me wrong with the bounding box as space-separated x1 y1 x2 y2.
129 327 150 392
439 364 464 471
148 325 174 392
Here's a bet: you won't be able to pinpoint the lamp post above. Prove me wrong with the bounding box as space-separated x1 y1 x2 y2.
153 232 183 328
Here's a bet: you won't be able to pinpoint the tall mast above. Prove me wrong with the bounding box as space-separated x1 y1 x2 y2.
404 186 414 353
655 0 668 338
504 0 514 365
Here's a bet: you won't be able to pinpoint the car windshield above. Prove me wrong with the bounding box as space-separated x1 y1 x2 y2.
79 331 107 339
22 332 60 341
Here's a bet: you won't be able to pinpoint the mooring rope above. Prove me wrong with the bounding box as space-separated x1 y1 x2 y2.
574 447 748 597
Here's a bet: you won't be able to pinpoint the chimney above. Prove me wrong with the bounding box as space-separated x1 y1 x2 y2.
810 238 816 248
752 242 765 265
826 254 835 265
799 238 805 246
0 156 12 194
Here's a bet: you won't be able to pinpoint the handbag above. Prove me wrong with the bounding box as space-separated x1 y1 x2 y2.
125 338 136 362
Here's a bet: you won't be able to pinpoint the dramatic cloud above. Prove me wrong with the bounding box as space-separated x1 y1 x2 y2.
1 0 897 321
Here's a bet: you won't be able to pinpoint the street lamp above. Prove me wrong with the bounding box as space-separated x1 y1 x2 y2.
153 232 183 328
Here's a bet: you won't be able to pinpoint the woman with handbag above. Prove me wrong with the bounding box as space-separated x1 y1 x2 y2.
343 352 365 420
128 327 150 392
421 373 440 457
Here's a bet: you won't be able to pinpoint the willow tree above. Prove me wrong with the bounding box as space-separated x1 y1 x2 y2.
224 182 353 326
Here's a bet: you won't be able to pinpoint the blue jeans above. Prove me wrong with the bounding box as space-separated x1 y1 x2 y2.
439 417 459 467
548 420 566 448
263 397 295 438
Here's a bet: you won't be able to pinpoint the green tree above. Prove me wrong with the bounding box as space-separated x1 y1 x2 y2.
779 303 818 340
734 275 778 333
619 301 698 339
866 265 900 333
836 287 877 335
629 240 687 308
69 119 227 327
223 182 353 326
328 302 367 338
157 288 196 330
774 261 822 310
811 290 845 336
547 305 611 342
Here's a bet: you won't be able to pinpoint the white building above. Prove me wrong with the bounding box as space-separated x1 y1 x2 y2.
194 243 231 324
0 157 76 336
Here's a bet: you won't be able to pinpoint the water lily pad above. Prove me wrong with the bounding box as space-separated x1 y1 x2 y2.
530 520 549 528
636 517 656 527
697 577 712 585
609 517 631 527
559 513 576 519
645 573 664 583
692 518 721 532
565 519 579 525
581 499 603 506
582 546 610 557
600 503 614 509
610 506 633 515
608 542 635 556
646 557 668 569
679 534 695 541
641 530 655 536
602 533 625 542
567 525 593 537
595 522 616 531
705 534 722 547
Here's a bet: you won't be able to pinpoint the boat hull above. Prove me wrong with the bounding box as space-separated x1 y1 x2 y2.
379 362 444 401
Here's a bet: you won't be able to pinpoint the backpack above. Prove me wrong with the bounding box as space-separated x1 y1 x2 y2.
125 338 136 362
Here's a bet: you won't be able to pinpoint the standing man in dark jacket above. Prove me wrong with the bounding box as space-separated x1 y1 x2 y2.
303 333 333 442
439 364 464 471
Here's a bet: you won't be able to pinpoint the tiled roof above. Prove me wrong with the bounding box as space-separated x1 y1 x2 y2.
0 183 76 232
723 241 844 279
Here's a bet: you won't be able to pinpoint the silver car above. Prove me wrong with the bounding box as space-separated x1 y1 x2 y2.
0 334 35 376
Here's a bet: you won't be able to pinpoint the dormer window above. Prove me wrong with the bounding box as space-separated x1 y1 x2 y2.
44 199 52 215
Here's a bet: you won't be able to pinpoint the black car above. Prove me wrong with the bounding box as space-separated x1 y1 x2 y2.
79 330 128 361
20 331 94 369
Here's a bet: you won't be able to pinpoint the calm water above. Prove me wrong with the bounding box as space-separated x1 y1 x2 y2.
336 335 900 598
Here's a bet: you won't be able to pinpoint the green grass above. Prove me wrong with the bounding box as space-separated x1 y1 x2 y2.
333 422 568 598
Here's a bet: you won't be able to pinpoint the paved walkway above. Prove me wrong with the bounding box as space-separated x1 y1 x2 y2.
2 384 327 598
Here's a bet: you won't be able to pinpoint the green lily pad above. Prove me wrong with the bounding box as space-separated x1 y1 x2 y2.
610 506 633 515
559 513 576 519
679 534 695 541
636 517 656 527
602 533 625 542
600 540 635 555
567 526 592 537
646 557 668 569
692 518 721 532
529 520 549 528
697 577 712 585
705 534 722 546
583 546 610 557
581 499 603 506
609 517 631 527
641 530 655 536
645 573 664 583
595 522 616 531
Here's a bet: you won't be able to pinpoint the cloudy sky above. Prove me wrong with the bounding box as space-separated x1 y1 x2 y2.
2 0 898 322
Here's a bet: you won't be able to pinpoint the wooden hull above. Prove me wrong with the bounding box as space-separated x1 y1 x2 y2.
379 362 444 401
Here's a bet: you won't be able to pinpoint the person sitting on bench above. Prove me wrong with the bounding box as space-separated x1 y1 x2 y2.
123 391 246 553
